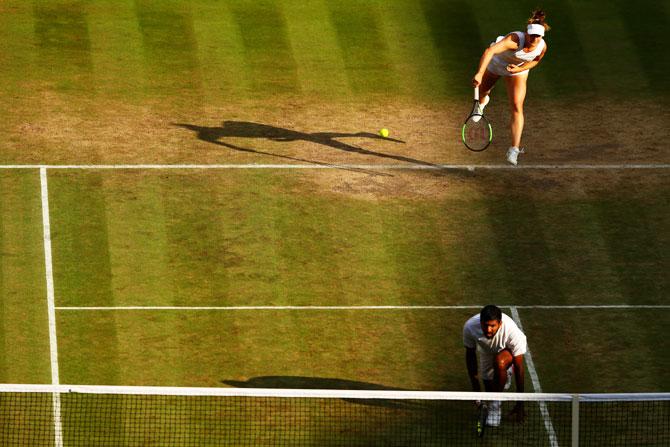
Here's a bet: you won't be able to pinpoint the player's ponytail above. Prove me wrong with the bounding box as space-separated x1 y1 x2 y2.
527 9 550 32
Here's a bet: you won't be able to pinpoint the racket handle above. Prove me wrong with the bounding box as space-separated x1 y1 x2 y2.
474 86 479 102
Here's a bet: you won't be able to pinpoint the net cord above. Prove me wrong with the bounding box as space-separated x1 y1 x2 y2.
0 384 667 402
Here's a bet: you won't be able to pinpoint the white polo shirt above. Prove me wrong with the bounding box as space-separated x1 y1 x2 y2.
463 313 527 357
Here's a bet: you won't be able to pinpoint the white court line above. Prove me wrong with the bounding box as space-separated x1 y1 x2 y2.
55 304 670 311
510 306 559 447
39 168 63 447
1 163 670 170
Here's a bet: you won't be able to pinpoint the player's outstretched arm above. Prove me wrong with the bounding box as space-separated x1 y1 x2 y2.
472 34 519 86
465 348 481 392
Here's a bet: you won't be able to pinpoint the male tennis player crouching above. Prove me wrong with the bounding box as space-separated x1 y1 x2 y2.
463 305 527 426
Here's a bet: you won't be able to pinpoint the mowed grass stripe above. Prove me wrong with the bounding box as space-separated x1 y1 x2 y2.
32 1 94 92
378 202 451 304
483 196 566 305
0 171 51 383
520 309 669 393
282 0 350 98
570 1 650 94
0 2 36 87
378 0 451 99
48 172 121 384
615 0 669 93
191 2 251 100
533 1 596 97
433 199 512 305
533 201 626 304
229 0 300 95
50 172 114 307
87 0 147 100
102 173 174 306
0 3 42 164
160 172 234 306
321 200 402 306
135 1 203 95
326 0 400 96
593 197 669 305
419 0 483 97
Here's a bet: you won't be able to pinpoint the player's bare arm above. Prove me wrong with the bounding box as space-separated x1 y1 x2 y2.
506 45 548 73
512 354 525 392
465 347 481 392
510 354 526 420
472 34 520 86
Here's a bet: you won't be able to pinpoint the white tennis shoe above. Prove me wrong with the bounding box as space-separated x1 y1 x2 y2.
471 95 490 123
486 401 502 427
506 146 525 165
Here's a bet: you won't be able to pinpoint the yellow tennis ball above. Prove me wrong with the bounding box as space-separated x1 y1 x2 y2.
379 128 389 138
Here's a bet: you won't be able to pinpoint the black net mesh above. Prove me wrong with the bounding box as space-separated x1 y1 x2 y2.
0 390 667 446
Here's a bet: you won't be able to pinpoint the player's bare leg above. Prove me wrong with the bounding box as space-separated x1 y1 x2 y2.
504 73 528 148
494 349 526 422
494 349 514 391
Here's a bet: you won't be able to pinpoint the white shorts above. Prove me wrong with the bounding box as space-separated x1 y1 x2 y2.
479 352 497 380
479 352 514 381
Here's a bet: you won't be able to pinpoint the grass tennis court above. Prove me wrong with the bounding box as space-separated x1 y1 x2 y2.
1 168 668 394
0 0 668 445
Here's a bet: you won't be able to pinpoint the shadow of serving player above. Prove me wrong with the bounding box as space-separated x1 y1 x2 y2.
174 121 435 166
221 376 434 411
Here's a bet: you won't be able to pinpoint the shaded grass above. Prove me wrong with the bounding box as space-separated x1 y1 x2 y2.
519 309 670 393
615 0 669 92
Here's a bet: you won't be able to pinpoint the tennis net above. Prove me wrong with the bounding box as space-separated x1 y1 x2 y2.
0 385 667 446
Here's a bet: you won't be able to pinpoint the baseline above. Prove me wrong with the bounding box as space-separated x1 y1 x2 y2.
55 304 670 311
1 163 670 171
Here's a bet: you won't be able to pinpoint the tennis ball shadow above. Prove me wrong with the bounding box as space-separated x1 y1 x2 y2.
173 121 437 167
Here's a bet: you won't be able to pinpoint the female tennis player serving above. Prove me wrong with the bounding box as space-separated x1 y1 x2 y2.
472 10 549 165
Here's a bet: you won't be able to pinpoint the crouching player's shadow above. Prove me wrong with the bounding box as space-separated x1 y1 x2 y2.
173 121 433 166
221 376 437 412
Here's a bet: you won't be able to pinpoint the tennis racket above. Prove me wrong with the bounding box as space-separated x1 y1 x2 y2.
476 402 489 438
462 87 492 152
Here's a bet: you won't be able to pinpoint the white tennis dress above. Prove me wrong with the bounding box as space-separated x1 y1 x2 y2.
487 31 545 77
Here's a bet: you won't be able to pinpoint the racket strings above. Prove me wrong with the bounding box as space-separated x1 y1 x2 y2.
462 116 492 152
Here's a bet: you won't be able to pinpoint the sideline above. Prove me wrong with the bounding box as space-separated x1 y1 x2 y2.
510 306 559 447
39 168 63 447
